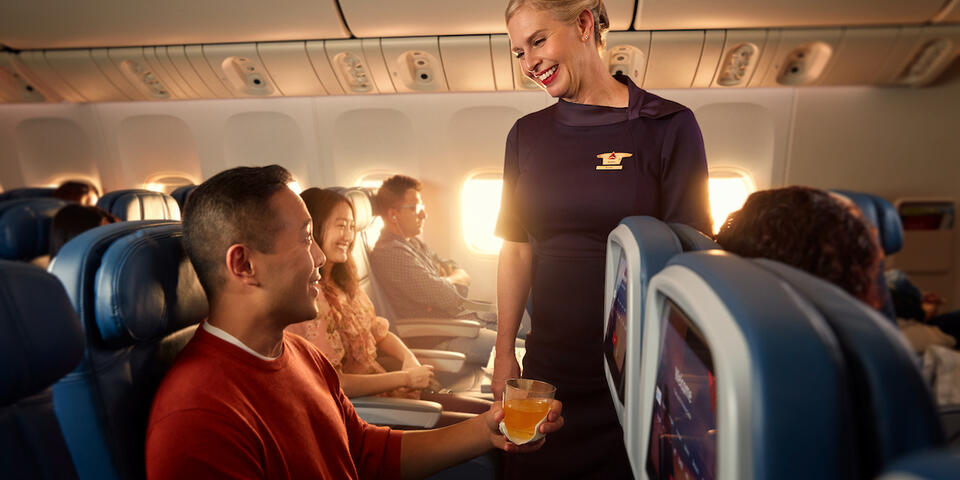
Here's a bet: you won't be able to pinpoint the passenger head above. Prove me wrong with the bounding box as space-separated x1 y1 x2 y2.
506 0 610 99
716 186 884 309
376 174 426 238
300 188 359 297
52 180 100 206
48 205 118 258
182 165 325 322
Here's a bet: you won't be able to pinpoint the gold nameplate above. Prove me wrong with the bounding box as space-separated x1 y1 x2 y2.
595 152 632 171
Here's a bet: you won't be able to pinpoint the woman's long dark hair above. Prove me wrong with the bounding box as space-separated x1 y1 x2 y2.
716 186 883 309
300 188 360 298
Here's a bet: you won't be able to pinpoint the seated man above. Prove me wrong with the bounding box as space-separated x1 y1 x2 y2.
370 175 502 363
146 166 563 479
51 180 100 206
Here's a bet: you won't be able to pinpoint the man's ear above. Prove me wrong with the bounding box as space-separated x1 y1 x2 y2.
225 244 259 287
386 207 398 222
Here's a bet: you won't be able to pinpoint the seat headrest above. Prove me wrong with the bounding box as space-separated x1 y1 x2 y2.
668 222 720 251
0 187 56 201
342 187 375 231
0 198 67 260
170 185 197 211
97 189 181 221
0 260 83 405
833 190 903 255
50 220 207 347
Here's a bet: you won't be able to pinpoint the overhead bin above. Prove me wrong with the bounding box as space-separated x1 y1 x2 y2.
490 35 516 91
643 31 709 89
0 52 55 103
816 28 901 86
337 0 634 38
634 0 945 31
0 0 349 50
257 42 330 97
439 36 496 92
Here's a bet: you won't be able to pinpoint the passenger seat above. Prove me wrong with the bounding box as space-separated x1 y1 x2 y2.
0 260 83 479
0 197 67 267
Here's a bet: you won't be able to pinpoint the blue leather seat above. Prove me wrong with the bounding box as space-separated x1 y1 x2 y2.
832 190 903 255
668 222 720 251
0 187 56 202
647 251 858 479
49 221 207 480
877 449 960 479
755 259 943 477
0 260 83 479
0 198 67 261
96 189 180 221
169 185 197 212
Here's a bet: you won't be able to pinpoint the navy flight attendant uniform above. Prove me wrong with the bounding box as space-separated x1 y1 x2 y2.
495 75 711 479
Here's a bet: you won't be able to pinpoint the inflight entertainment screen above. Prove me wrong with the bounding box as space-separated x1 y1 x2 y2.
646 299 717 480
603 253 629 404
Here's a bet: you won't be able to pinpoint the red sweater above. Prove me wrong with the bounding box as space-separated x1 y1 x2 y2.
146 324 402 479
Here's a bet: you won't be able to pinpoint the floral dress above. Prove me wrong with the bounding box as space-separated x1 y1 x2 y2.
286 280 418 399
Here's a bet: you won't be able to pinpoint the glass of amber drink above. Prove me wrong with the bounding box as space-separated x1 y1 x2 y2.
501 378 556 444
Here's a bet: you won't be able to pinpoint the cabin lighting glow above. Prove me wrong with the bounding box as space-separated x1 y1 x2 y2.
708 172 755 234
287 181 303 194
144 183 165 193
462 176 503 255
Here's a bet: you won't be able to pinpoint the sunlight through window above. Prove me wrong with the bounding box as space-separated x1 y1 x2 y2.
708 171 755 234
462 175 503 255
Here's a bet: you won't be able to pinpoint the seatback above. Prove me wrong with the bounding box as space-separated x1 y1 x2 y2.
632 251 856 479
0 187 56 202
169 185 197 212
833 190 904 255
96 189 180 221
668 222 720 251
0 260 83 480
755 259 943 477
49 221 208 480
877 450 960 480
0 198 67 261
336 186 399 321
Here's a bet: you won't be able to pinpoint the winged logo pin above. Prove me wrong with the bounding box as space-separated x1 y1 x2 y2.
595 152 632 171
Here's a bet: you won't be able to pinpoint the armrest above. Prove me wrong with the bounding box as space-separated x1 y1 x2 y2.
410 348 466 373
463 299 495 313
395 318 481 339
351 397 442 428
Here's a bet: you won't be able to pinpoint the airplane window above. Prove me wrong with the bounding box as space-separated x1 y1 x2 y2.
462 173 503 255
143 174 196 195
708 169 755 234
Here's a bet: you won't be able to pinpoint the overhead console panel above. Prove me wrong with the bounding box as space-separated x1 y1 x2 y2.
634 0 946 30
337 0 635 38
0 0 349 49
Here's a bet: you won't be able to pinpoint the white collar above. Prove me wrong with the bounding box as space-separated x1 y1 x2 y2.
202 321 281 361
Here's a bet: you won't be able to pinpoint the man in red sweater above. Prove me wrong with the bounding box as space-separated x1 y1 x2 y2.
145 165 563 479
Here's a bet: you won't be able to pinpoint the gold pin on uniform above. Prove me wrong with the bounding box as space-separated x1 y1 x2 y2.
596 152 631 170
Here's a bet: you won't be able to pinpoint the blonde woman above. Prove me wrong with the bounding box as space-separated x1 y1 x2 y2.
494 0 712 477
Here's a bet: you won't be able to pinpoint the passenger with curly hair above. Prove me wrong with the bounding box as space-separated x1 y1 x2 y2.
715 186 884 309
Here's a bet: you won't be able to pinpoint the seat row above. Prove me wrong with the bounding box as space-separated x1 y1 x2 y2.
601 192 958 480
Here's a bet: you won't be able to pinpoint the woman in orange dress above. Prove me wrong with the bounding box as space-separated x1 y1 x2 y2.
287 188 490 421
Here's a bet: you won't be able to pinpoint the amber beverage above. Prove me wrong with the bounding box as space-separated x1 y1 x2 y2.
501 378 556 443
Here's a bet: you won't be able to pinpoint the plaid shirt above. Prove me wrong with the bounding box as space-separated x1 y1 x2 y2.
369 229 467 319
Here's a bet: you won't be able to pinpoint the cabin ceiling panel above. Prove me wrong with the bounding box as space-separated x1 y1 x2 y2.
0 0 349 49
634 0 945 31
337 0 635 38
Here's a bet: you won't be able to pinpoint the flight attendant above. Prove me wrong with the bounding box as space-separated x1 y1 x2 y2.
493 0 711 478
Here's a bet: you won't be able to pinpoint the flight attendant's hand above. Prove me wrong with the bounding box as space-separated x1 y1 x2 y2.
485 399 564 453
491 351 520 401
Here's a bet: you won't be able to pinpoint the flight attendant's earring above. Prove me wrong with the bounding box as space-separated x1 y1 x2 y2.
584 34 589 40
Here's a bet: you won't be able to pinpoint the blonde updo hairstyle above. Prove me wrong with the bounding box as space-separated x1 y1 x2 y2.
505 0 611 54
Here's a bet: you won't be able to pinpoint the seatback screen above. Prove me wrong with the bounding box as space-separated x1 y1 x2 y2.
603 253 629 404
646 299 717 480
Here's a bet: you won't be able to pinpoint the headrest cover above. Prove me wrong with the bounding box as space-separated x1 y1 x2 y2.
833 190 903 255
93 224 207 347
0 260 83 405
0 187 56 201
344 188 374 231
668 223 720 251
0 198 67 260
97 189 181 221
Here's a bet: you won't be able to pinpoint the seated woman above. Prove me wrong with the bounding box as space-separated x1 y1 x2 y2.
286 188 490 425
49 204 119 258
716 186 884 308
52 180 100 206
